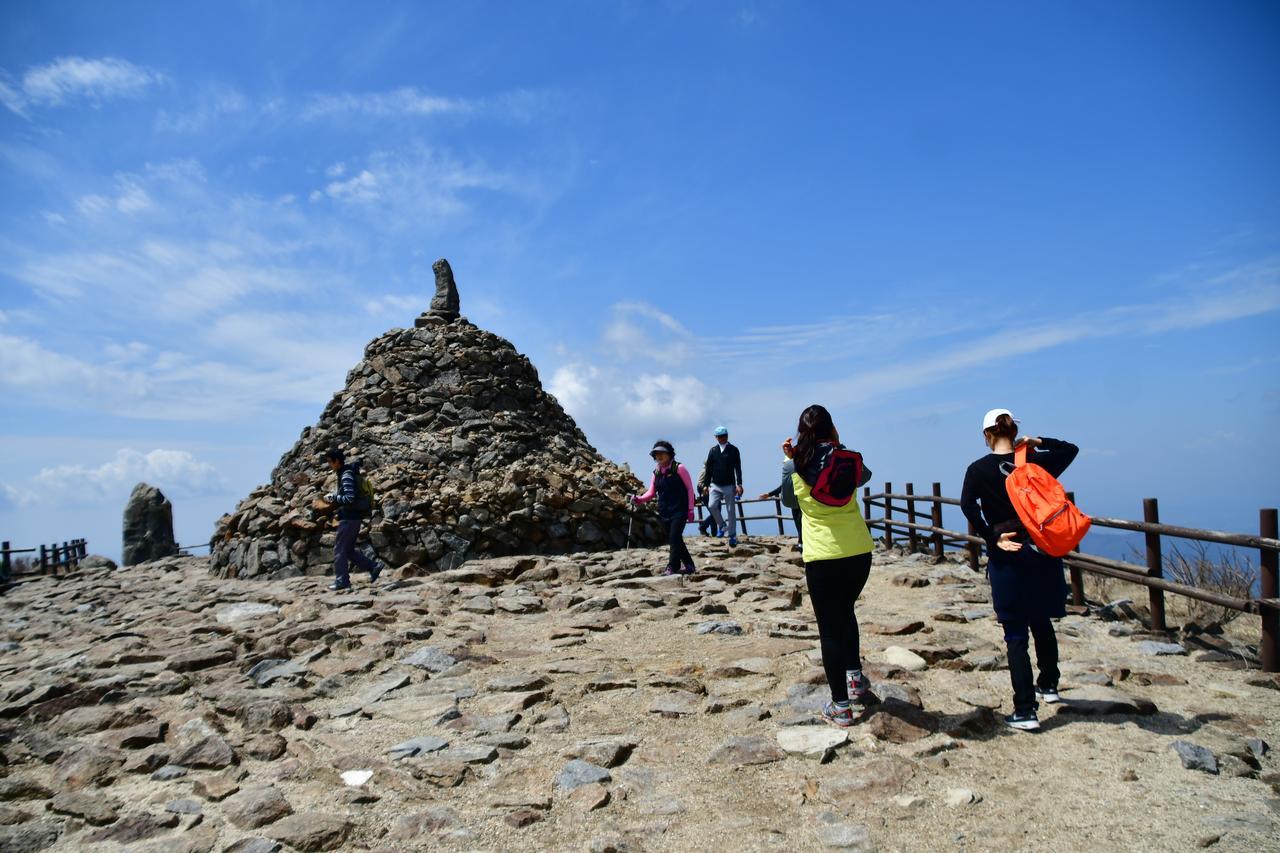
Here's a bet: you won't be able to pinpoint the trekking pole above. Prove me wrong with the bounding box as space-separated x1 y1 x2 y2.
626 497 635 550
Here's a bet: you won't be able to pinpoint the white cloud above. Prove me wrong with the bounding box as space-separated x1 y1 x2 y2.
301 87 474 121
550 361 717 435
0 333 150 399
2 56 162 115
307 144 541 224
154 85 247 133
365 294 423 316
75 177 153 217
6 449 225 507
622 373 717 428
324 169 380 203
786 258 1280 411
548 364 598 414
602 302 695 360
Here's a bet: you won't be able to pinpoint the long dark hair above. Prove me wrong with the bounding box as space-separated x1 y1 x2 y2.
793 404 836 474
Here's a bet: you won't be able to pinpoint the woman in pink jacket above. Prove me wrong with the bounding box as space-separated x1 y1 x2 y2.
632 440 697 575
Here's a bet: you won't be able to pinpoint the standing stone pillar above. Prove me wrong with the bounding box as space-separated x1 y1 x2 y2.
122 483 178 566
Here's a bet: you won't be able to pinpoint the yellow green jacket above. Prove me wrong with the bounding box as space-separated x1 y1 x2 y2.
791 462 875 563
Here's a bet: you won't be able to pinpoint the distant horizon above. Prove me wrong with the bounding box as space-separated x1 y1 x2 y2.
2 2 1277 563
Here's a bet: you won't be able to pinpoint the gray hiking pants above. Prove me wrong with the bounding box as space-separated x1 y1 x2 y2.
708 484 738 536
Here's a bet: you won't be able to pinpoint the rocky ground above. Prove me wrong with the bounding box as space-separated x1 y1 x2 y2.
1 538 1277 852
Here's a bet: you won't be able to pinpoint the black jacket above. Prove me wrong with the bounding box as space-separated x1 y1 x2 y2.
960 437 1079 552
705 442 742 487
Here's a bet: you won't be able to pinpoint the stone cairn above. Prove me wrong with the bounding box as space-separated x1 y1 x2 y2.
122 483 178 567
210 259 664 579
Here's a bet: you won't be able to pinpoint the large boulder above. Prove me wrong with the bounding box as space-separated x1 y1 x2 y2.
122 484 177 566
210 259 664 580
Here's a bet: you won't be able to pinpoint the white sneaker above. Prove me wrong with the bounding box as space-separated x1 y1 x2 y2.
1035 687 1062 704
1005 711 1041 731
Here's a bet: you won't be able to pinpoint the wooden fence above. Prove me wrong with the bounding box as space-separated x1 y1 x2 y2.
1 538 88 580
860 482 1280 674
694 496 790 536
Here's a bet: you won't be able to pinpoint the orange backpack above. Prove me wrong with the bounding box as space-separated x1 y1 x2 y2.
1003 443 1091 557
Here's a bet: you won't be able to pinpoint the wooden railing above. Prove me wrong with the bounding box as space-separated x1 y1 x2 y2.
694 496 790 536
1 538 88 581
861 482 1280 673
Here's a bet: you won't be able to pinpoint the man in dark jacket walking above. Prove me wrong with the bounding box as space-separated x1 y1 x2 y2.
322 448 383 591
704 426 744 546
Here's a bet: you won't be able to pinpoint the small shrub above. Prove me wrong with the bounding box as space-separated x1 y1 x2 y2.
1143 541 1258 626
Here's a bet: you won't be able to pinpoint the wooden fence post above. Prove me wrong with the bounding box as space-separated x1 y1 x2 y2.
931 483 944 559
966 521 980 572
1 541 9 582
863 487 871 528
39 544 48 574
905 483 918 553
884 482 893 548
774 498 784 536
1144 498 1166 632
1066 491 1085 606
738 498 748 537
1261 508 1278 673
51 543 62 577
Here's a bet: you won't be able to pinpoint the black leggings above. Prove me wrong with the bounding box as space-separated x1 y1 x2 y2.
805 552 872 703
665 517 693 570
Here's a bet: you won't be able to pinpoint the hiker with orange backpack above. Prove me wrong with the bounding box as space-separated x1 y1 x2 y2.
783 404 876 727
960 409 1082 732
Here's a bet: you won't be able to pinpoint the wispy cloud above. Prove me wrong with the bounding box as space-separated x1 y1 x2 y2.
301 86 474 120
4 448 226 507
154 84 248 133
305 143 546 224
1 56 163 116
801 258 1280 410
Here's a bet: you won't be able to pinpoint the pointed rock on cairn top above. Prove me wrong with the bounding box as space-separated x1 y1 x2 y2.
418 257 461 325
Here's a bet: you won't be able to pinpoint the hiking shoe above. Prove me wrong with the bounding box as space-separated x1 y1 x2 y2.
728 536 738 547
821 701 855 728
369 562 384 584
661 566 679 576
677 564 696 575
1035 686 1062 704
1004 711 1040 732
848 672 874 704
328 581 352 592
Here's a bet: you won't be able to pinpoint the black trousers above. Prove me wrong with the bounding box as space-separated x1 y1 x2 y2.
790 506 803 544
805 552 872 703
665 517 693 569
1002 618 1060 714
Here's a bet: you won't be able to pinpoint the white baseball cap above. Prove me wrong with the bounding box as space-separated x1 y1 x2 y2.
981 408 1018 431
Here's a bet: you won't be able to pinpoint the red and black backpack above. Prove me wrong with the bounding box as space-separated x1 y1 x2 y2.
808 445 865 507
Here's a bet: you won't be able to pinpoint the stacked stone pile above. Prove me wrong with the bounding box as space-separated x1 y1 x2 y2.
210 260 662 579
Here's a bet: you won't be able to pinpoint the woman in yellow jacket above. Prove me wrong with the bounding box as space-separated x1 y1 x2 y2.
782 404 876 727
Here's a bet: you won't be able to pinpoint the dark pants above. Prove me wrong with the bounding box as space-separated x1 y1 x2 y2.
1002 618 1060 714
697 500 713 535
790 506 803 544
334 519 378 585
665 517 693 570
805 552 872 703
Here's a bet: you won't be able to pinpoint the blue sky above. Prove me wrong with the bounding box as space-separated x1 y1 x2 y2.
1 1 1277 562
